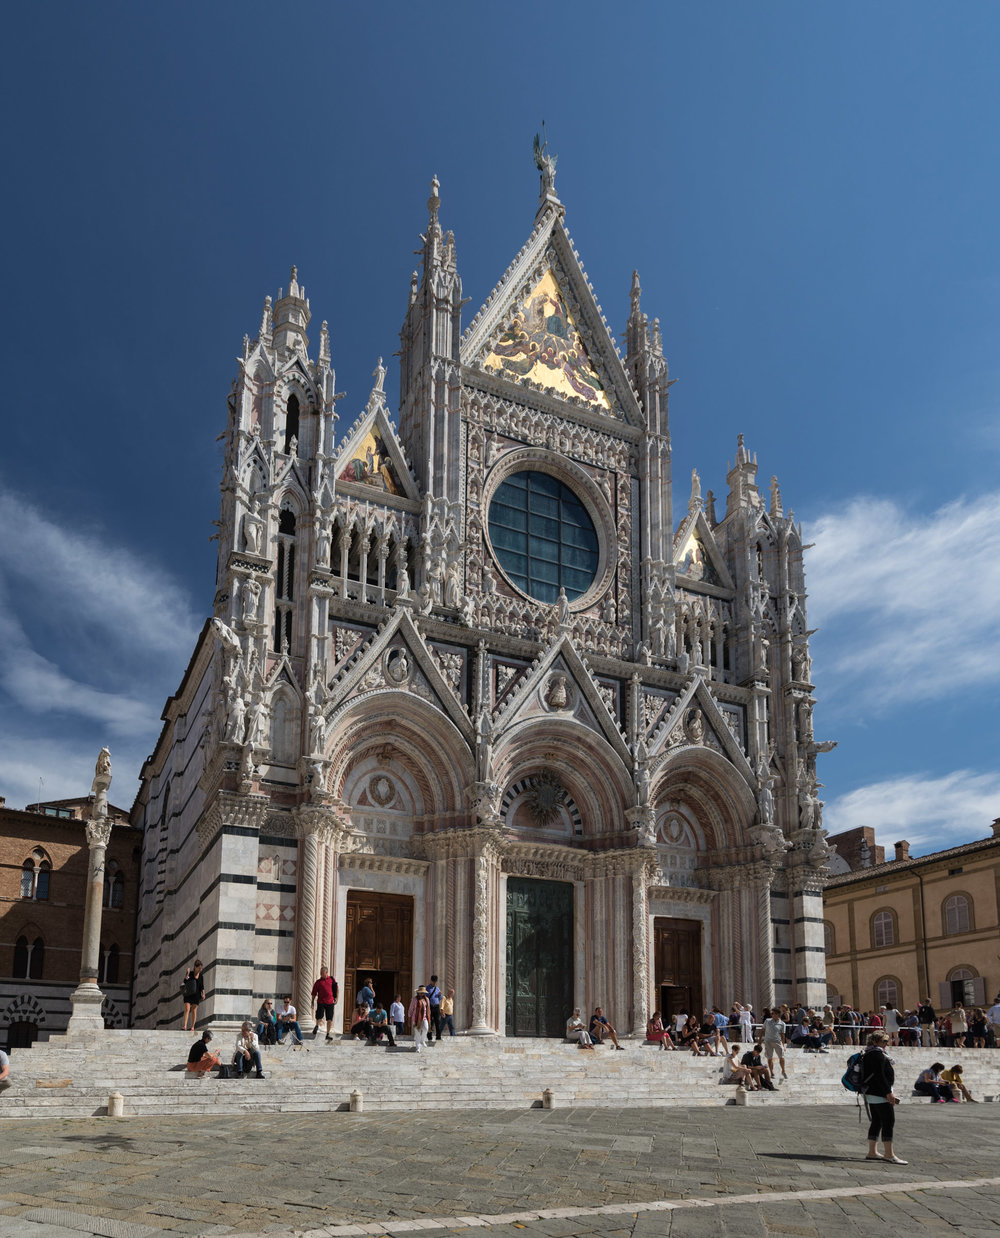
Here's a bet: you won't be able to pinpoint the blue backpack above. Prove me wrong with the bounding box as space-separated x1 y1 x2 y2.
842 1051 864 1093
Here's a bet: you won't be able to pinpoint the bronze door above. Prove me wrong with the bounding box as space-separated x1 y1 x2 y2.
654 917 702 1019
344 891 413 1031
505 877 573 1037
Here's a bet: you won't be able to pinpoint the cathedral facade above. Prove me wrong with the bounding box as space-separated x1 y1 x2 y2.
132 158 833 1035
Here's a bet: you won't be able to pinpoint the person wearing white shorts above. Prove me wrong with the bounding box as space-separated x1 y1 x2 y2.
762 1008 787 1080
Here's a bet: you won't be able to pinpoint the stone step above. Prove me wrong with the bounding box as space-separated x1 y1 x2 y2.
4 1036 996 1121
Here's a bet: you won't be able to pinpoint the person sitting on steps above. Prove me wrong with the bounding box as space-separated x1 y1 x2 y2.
567 1008 594 1048
367 1000 396 1047
723 1041 758 1089
234 1022 265 1079
589 1006 625 1049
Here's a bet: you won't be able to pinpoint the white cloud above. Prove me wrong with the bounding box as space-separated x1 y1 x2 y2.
806 491 1000 706
0 492 199 662
823 770 1000 856
0 732 149 813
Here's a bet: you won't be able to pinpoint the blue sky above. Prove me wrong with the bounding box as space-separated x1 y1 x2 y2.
2 3 998 854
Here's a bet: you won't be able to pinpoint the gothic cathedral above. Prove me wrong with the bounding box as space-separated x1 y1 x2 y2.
133 156 834 1034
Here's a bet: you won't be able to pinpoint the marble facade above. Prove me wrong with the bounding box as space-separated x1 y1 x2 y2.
132 158 834 1033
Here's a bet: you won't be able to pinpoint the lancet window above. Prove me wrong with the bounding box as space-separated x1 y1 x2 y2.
274 506 296 651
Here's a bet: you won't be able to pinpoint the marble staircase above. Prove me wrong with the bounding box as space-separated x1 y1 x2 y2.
1 1033 997 1121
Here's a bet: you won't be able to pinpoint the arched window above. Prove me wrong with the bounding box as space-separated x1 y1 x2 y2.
943 893 972 936
823 921 835 955
274 506 297 652
103 860 123 909
871 909 896 949
284 393 300 454
99 942 120 985
14 935 44 980
875 976 900 1009
20 850 50 901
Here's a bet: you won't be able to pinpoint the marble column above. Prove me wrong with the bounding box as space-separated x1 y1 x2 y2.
67 816 113 1034
468 831 500 1035
292 805 345 1022
630 859 651 1035
753 864 776 1014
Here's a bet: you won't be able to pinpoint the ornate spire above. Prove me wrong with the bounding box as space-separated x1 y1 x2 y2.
688 467 703 515
427 175 441 235
533 130 561 220
318 320 331 366
769 476 783 518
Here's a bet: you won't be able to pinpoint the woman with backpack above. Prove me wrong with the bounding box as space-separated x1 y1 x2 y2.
181 960 204 1032
861 1030 907 1164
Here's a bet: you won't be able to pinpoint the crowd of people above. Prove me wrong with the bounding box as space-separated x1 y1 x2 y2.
184 967 458 1074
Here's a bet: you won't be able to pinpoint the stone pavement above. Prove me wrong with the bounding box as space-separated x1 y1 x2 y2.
0 1103 996 1238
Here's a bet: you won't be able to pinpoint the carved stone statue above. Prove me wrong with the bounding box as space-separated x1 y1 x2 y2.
91 747 112 819
316 520 332 567
241 576 261 625
685 708 705 745
308 701 326 755
444 561 461 609
225 693 246 743
545 674 569 710
242 495 263 555
247 697 269 749
756 756 775 824
554 588 571 630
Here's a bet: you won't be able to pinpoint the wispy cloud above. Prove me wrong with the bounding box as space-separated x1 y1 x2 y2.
0 488 201 806
823 770 1000 855
806 491 1000 707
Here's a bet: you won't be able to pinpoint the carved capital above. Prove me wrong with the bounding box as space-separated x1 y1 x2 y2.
84 818 113 850
293 803 350 848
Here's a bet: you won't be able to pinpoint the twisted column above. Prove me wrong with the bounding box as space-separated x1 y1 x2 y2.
468 832 500 1035
755 866 775 1013
630 863 650 1034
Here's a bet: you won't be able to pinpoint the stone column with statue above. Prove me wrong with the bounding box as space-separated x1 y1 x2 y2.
67 747 114 1035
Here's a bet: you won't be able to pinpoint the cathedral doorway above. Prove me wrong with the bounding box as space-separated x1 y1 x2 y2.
344 891 413 1031
504 877 574 1037
654 917 703 1021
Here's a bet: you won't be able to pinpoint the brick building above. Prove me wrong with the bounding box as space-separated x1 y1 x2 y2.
0 795 140 1047
823 819 1000 1013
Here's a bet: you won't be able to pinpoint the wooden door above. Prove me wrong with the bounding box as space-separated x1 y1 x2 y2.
344 891 413 1030
654 917 702 1018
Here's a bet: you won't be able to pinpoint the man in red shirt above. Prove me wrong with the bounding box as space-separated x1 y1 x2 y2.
311 966 339 1041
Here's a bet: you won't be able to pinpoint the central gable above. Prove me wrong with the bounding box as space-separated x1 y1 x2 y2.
481 267 610 411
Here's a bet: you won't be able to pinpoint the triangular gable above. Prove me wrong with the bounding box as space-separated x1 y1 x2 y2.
325 609 473 742
674 510 734 592
647 673 754 783
264 652 301 694
334 385 420 503
492 633 630 762
461 211 643 426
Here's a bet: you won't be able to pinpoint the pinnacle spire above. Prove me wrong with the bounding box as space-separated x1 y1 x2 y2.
689 467 703 515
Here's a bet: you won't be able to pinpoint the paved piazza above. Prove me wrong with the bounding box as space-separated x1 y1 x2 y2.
0 1104 997 1238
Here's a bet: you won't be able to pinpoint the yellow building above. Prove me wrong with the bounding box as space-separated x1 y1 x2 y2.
823 822 1000 1014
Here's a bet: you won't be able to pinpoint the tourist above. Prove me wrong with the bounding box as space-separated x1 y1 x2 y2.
276 995 303 1045
0 1046 11 1092
900 1010 920 1047
673 1009 688 1041
186 1029 220 1074
311 966 339 1041
914 1062 953 1102
968 1007 988 1048
723 1042 756 1089
356 977 376 1017
987 996 1000 1046
762 1008 788 1080
257 998 278 1045
408 986 430 1051
233 1022 265 1079
645 1010 673 1049
367 1001 396 1046
948 1003 967 1048
589 1007 625 1049
181 960 204 1032
740 1042 775 1090
861 1031 905 1163
350 1004 373 1040
697 1010 722 1056
738 1002 754 1044
567 1008 594 1047
941 1064 977 1102
678 1014 702 1052
426 975 443 1042
883 1004 902 1047
917 998 937 1047
441 987 456 1037
389 993 405 1038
